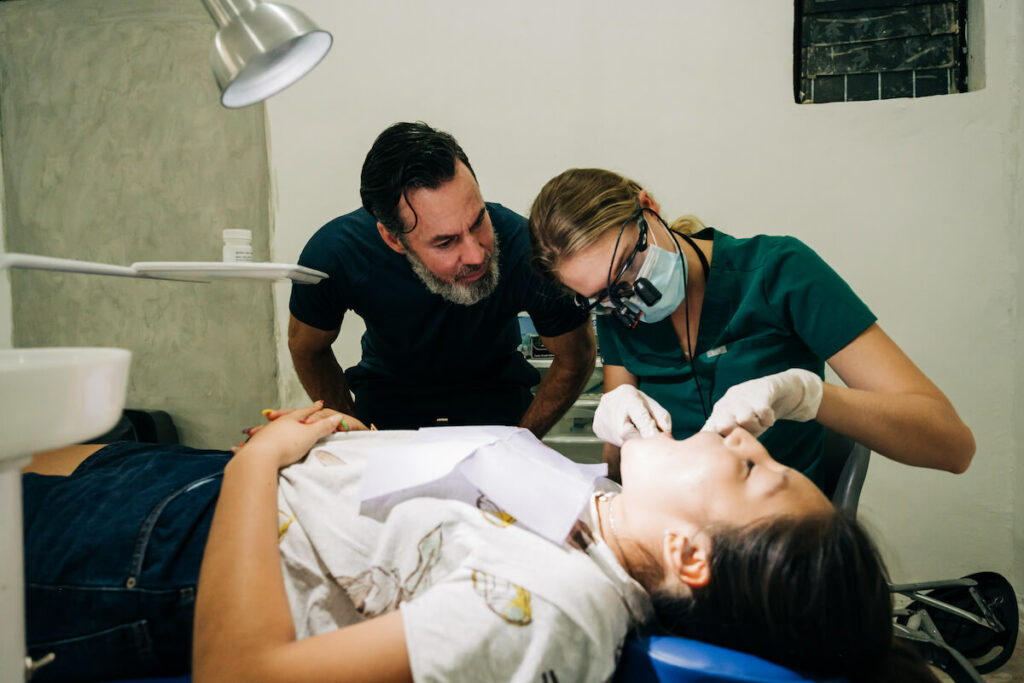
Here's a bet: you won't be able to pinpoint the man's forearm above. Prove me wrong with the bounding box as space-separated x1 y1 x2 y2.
292 349 358 416
519 356 593 437
519 323 597 438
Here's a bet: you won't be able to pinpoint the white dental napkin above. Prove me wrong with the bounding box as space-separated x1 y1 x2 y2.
359 426 607 544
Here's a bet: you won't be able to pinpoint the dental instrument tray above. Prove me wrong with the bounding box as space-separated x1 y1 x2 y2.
131 261 327 284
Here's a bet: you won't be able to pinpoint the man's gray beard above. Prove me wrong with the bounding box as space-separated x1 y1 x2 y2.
403 239 501 306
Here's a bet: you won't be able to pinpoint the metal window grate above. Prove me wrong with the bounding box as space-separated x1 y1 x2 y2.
795 0 968 103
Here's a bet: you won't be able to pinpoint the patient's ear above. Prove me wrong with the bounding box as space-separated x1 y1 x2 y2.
377 222 406 254
663 530 710 589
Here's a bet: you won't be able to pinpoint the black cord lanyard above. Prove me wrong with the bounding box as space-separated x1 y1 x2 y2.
667 228 711 420
672 229 710 280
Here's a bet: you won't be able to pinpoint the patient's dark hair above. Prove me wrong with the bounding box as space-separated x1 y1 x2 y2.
360 121 475 236
647 513 938 683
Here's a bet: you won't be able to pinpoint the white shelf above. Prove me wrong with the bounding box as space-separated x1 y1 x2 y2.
527 357 603 369
132 261 326 283
542 435 603 445
1 253 138 278
1 253 327 284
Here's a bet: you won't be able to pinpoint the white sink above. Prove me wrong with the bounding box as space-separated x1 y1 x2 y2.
0 346 130 681
0 347 131 460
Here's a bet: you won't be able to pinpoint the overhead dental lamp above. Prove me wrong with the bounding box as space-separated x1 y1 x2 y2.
202 0 332 108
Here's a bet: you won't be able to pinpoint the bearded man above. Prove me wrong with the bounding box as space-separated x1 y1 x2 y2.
288 122 595 434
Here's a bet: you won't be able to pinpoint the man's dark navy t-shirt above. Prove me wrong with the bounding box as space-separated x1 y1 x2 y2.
289 203 588 429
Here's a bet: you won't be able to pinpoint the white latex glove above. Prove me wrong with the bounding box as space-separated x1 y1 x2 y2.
701 369 823 437
593 385 673 446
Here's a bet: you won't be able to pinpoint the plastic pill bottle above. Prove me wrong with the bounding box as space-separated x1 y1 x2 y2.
222 229 253 262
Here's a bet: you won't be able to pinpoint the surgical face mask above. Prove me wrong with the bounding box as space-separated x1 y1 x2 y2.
621 216 688 324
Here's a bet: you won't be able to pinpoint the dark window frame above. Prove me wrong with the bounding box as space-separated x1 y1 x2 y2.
794 0 968 104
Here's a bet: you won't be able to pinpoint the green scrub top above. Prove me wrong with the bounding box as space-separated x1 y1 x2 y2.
595 228 876 487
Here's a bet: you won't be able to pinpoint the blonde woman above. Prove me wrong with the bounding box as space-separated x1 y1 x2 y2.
528 168 974 483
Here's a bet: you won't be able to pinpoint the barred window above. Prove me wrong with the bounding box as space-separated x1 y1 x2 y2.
795 0 968 103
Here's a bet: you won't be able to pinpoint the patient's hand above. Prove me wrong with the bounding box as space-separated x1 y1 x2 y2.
299 407 369 432
250 407 367 432
239 402 344 468
237 407 368 452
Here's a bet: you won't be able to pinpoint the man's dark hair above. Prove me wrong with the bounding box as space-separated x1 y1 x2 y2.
359 121 475 236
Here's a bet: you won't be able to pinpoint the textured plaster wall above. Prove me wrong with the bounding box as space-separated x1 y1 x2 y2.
0 0 276 448
267 0 1023 587
0 124 9 349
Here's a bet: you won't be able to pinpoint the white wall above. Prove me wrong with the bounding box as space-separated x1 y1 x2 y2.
1011 1 1024 611
267 1 1024 587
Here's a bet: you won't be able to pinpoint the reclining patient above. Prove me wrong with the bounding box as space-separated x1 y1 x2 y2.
23 403 936 683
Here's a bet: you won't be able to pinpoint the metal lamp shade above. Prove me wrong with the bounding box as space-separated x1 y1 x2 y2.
207 1 332 108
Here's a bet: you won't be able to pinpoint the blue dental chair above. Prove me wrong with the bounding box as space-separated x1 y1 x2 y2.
88 430 869 683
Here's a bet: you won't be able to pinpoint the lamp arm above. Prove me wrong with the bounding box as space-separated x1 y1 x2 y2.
201 0 260 28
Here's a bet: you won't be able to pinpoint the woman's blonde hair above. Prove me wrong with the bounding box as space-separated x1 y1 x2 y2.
669 214 706 235
528 168 705 282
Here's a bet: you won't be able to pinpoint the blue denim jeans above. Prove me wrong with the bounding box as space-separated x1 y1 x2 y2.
23 442 231 682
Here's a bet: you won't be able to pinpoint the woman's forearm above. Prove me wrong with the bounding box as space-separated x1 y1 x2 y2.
821 324 975 474
193 450 295 680
191 407 413 683
816 382 975 473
